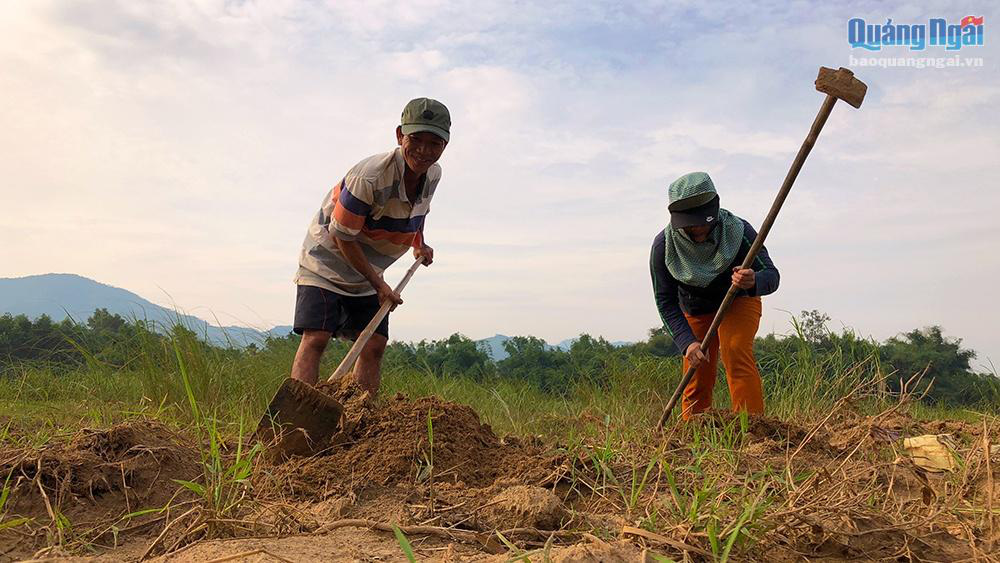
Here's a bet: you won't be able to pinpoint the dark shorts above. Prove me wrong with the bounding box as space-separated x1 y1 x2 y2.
293 285 388 340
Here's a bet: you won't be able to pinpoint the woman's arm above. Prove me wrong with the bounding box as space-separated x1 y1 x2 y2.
650 232 698 354
740 221 780 297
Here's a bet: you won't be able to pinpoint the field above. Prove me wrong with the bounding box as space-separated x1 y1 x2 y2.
0 327 998 562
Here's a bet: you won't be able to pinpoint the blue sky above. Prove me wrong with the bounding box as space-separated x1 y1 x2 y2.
2 1 998 370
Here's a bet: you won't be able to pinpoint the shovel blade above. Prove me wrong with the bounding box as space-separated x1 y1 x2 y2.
257 377 344 461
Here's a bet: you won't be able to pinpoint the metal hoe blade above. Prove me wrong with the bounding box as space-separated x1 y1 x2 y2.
256 378 344 461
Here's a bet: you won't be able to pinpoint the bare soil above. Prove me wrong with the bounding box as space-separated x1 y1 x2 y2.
2 386 997 562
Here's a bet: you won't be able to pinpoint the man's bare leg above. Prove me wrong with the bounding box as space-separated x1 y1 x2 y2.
353 333 388 394
290 329 333 385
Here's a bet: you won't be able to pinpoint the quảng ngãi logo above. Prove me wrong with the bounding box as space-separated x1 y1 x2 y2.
848 16 984 51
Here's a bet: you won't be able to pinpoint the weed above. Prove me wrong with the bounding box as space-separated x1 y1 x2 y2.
171 339 262 532
496 531 532 562
0 470 31 532
623 454 659 516
392 523 417 563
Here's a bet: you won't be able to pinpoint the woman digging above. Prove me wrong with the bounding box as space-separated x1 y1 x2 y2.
650 172 780 419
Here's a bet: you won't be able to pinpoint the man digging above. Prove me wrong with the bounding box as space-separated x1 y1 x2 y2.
290 98 449 395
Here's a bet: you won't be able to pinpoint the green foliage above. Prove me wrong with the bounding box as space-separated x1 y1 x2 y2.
392 524 418 562
173 342 262 526
498 335 570 391
386 333 492 379
0 469 30 533
880 326 999 405
794 309 831 344
0 308 996 429
629 326 678 357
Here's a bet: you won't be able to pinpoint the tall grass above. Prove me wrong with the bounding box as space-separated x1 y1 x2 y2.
0 317 953 444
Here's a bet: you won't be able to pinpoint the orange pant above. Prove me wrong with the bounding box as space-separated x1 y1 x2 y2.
681 296 764 419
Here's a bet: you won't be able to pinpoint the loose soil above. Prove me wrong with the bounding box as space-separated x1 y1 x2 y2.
2 384 998 562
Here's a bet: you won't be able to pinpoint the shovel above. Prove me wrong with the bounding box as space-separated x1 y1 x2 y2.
257 257 425 458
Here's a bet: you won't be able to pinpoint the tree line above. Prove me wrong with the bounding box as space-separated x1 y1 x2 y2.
0 308 996 407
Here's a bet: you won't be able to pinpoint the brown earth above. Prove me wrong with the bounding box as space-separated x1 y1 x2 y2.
0 420 200 561
2 385 998 562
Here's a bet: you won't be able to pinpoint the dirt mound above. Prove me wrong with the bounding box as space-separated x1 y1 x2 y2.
268 383 556 500
470 540 641 562
1 420 198 515
536 542 641 563
0 420 199 559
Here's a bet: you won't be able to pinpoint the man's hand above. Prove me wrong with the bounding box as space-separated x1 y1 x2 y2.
731 267 755 289
375 280 403 311
685 342 707 369
414 244 434 266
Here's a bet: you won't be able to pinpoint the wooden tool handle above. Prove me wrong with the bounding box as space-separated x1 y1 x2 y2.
655 94 840 430
328 257 424 382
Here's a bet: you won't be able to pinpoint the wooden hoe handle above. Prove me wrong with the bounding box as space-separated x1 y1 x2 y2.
328 257 424 382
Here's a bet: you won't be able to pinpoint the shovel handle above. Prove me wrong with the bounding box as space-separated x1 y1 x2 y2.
328 257 424 382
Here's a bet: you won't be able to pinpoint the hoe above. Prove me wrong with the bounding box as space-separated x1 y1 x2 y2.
656 66 868 430
257 258 424 459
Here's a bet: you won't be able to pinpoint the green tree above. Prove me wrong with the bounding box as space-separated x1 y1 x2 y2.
498 336 569 392
405 333 493 378
631 326 678 357
566 334 617 382
795 309 831 344
879 326 991 404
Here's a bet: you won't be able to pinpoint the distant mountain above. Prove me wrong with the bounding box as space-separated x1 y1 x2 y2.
0 273 290 346
476 334 513 361
475 334 633 361
1 274 636 352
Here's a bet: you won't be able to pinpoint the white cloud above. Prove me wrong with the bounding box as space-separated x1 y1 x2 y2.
1 0 998 366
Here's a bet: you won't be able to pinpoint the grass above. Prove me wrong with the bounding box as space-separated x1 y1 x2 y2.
168 337 263 539
392 524 417 562
0 469 31 533
0 312 905 444
0 319 995 560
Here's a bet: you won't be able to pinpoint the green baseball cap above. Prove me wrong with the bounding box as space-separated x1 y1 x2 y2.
401 98 451 142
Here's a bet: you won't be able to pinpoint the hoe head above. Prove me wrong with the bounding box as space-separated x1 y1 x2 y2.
815 66 867 108
256 377 344 462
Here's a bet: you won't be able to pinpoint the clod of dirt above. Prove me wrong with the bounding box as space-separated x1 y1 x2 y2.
480 485 566 530
546 543 641 563
265 392 554 499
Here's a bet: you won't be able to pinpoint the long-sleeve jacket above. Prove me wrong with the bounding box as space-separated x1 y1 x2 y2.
650 219 779 354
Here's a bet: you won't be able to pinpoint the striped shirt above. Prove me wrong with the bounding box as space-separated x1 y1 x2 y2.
295 148 439 296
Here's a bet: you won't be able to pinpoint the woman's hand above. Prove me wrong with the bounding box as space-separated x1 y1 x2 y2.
685 342 707 369
731 267 755 289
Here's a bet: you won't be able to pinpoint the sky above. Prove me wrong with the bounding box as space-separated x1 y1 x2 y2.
1 1 998 370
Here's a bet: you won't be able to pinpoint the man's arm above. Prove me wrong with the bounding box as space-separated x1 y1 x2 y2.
327 176 403 307
335 238 403 308
411 228 434 265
